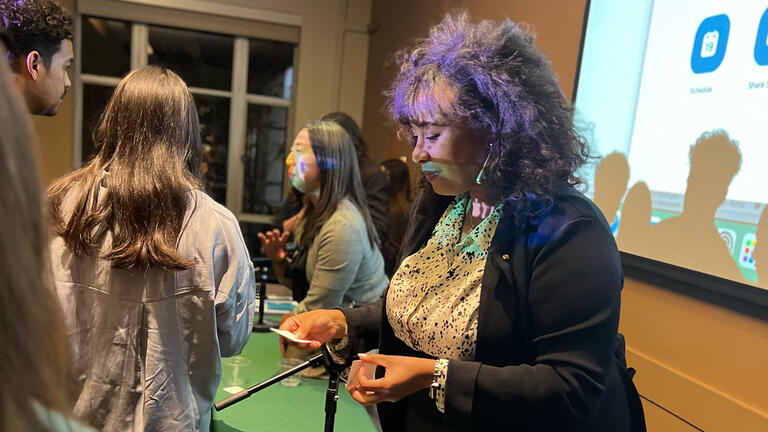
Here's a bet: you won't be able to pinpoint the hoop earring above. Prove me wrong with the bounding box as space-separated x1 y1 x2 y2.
475 143 493 184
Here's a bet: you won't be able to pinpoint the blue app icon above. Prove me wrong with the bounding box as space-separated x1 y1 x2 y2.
691 14 730 74
755 8 768 65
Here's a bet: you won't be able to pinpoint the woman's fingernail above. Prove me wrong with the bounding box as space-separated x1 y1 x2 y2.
357 353 368 358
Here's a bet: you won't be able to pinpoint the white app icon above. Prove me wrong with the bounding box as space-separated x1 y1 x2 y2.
718 228 736 254
701 30 719 58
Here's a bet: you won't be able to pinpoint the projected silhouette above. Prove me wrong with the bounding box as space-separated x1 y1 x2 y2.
649 130 743 281
617 181 652 257
755 207 767 288
593 152 630 233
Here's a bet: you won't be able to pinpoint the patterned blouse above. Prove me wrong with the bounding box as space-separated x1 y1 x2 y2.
386 193 502 412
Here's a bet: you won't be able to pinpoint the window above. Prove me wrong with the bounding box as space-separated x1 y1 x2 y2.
75 16 296 228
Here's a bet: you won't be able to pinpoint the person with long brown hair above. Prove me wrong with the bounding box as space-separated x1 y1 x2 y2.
47 66 255 431
0 45 91 431
258 120 388 332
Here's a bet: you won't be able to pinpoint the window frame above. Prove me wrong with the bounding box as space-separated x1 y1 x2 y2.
71 13 298 225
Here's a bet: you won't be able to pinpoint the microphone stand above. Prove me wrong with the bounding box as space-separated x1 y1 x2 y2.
252 257 279 332
214 346 347 432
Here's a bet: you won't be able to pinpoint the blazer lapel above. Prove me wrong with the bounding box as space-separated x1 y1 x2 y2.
476 202 527 365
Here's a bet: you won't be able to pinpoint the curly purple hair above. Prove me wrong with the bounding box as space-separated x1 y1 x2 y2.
0 0 72 69
388 14 589 203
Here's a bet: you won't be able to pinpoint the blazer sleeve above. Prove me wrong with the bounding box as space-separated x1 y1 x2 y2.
339 297 384 358
444 217 623 431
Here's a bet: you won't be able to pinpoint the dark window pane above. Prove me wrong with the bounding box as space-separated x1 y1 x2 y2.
82 17 131 77
81 84 115 163
148 26 233 90
196 94 230 205
247 39 294 98
242 105 288 214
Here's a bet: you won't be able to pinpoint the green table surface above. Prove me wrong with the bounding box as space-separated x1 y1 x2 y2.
212 331 377 432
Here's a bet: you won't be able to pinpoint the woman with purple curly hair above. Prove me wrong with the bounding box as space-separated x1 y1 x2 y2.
281 14 643 431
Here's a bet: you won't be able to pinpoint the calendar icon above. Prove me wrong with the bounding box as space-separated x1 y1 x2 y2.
701 30 719 58
691 14 730 73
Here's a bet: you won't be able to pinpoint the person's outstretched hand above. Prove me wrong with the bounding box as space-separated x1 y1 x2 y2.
257 229 290 263
279 309 348 350
347 353 435 405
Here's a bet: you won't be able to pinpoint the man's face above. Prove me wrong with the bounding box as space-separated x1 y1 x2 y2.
25 39 73 116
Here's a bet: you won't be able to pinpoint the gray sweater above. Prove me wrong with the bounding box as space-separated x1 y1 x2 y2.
293 199 389 314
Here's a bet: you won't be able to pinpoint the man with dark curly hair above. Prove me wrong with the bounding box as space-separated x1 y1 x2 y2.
0 0 73 116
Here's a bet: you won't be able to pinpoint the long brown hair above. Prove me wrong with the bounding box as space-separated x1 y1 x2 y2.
48 66 202 270
0 45 69 431
301 121 379 249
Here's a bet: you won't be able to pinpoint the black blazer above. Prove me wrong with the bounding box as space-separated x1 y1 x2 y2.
342 183 639 431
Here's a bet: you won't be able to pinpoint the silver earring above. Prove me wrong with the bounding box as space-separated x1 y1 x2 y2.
475 143 493 184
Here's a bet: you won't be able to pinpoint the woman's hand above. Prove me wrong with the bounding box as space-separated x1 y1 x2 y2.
257 229 290 263
279 309 348 350
347 354 435 405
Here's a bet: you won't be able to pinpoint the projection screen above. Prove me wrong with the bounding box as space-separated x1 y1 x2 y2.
573 0 768 290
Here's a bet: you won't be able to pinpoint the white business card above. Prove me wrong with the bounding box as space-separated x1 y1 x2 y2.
269 328 313 344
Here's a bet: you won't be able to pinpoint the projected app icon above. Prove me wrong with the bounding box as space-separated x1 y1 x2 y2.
691 14 730 73
739 233 757 270
718 228 736 254
754 8 768 65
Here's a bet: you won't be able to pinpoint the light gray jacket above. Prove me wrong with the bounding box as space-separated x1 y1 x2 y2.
50 188 255 432
293 199 389 314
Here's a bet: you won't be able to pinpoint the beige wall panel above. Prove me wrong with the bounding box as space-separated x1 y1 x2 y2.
345 0 372 26
32 95 72 185
337 31 370 127
641 399 700 432
622 277 768 430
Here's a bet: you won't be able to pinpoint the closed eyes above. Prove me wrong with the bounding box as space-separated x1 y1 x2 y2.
409 133 440 147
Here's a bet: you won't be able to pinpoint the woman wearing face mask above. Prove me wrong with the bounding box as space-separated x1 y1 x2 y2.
258 121 389 326
280 14 644 432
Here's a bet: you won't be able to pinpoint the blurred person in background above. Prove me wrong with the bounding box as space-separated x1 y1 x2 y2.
322 111 390 245
381 158 412 277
